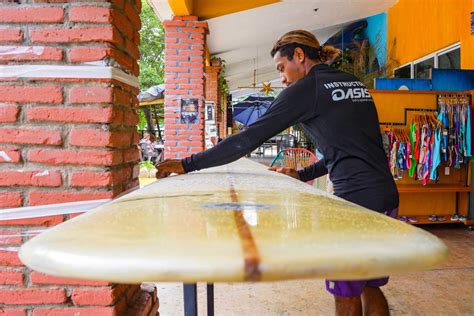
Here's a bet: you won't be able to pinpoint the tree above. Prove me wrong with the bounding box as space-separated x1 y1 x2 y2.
137 1 165 134
139 0 165 90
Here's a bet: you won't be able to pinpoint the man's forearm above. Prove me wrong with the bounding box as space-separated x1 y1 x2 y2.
297 159 328 182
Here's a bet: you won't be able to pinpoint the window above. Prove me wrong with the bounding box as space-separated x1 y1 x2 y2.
414 57 434 79
393 43 460 79
438 47 460 69
394 64 411 78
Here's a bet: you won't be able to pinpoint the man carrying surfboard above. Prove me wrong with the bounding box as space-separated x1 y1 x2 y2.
156 30 399 316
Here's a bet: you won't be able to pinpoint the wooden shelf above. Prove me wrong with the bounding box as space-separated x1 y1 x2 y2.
397 184 474 193
370 90 473 95
139 99 164 107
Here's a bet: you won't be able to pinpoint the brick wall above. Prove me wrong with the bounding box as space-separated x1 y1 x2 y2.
0 1 158 314
163 16 208 159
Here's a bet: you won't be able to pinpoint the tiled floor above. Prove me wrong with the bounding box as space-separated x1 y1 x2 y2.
155 225 474 315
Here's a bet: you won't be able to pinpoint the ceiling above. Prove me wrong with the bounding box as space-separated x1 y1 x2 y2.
149 0 397 93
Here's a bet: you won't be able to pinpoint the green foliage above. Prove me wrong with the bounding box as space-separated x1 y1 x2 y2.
139 0 165 90
137 108 147 130
139 160 156 171
331 36 400 89
210 57 229 94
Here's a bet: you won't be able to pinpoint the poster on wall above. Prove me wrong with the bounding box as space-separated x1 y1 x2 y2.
180 98 199 124
205 124 218 149
205 101 215 122
204 101 217 149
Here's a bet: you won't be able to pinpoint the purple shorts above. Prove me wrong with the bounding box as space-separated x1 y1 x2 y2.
325 208 399 297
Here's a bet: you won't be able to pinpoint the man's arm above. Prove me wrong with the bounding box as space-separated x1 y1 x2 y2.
155 76 317 178
297 159 328 182
182 79 317 173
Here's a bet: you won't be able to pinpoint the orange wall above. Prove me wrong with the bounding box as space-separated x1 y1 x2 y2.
387 0 474 69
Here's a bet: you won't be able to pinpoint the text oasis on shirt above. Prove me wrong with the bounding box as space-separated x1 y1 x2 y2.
323 81 372 102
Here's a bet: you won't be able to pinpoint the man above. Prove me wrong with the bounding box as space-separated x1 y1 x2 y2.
156 30 399 316
140 133 160 164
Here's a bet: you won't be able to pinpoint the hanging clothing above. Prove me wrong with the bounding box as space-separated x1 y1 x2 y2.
409 122 417 178
430 127 441 181
466 104 471 157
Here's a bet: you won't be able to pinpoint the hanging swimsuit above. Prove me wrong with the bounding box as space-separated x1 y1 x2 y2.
448 106 454 167
387 131 394 171
459 105 465 164
421 126 432 185
382 131 391 158
430 126 441 181
390 142 397 178
464 103 472 157
396 141 403 169
454 105 461 168
443 104 450 162
414 125 421 162
438 106 448 162
406 140 412 170
417 125 427 181
396 142 405 178
408 123 417 178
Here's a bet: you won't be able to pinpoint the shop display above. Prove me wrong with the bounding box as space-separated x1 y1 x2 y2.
382 95 472 186
373 90 474 225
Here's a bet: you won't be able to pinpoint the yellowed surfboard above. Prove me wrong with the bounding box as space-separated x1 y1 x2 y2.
19 159 448 284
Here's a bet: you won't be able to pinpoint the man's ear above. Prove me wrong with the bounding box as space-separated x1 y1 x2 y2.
294 47 305 63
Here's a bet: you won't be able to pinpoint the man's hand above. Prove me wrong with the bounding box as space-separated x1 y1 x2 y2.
268 166 300 180
155 159 186 179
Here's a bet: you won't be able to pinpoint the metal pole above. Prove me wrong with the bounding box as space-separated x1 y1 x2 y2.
183 283 197 316
207 283 214 316
152 105 162 139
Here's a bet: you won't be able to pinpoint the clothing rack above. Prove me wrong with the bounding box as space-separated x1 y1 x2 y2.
379 108 437 126
436 93 472 100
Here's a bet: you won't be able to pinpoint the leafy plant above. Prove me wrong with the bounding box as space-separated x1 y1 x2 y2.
331 34 400 89
210 56 229 94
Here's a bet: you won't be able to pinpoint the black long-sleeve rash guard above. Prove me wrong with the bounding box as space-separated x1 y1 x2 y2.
182 64 398 213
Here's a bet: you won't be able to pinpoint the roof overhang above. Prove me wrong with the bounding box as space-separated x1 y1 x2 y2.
149 0 397 92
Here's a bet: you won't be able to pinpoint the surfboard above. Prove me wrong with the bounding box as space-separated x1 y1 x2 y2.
19 159 448 284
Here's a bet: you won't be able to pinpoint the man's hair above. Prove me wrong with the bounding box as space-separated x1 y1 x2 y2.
271 43 320 61
271 30 340 63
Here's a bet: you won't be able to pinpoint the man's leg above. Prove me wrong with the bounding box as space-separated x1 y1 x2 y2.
361 286 389 316
334 295 362 316
326 280 365 316
357 207 396 315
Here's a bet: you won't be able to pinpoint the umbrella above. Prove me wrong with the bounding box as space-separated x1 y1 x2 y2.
233 103 271 126
232 96 274 117
138 84 165 102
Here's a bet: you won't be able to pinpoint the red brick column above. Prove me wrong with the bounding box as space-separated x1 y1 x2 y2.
205 65 223 138
163 16 208 159
0 1 158 315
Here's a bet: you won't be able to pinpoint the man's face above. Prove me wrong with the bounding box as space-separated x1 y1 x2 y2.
273 49 306 87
